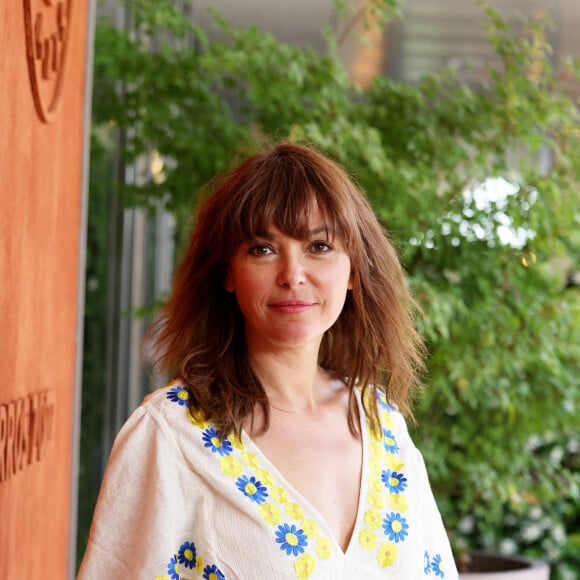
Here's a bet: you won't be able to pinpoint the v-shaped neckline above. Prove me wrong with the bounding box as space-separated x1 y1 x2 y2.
240 388 369 557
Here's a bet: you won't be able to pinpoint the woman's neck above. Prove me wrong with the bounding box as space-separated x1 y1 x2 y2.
249 350 320 408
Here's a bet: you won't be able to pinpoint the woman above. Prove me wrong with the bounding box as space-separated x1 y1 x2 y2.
78 142 458 579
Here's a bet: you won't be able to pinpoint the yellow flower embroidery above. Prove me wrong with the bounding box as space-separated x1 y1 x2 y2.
384 453 404 471
359 529 377 550
387 493 409 512
367 491 385 510
218 456 243 478
285 502 304 520
270 486 289 504
369 440 383 457
241 451 259 467
377 541 398 568
154 576 171 580
196 555 204 574
380 410 395 429
369 474 383 493
364 509 382 529
316 538 332 559
254 468 273 485
294 553 316 579
230 434 244 450
302 519 320 540
369 455 382 475
187 408 209 428
258 502 282 525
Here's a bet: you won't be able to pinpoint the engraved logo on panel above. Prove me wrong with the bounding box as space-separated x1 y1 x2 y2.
23 0 72 123
0 390 56 483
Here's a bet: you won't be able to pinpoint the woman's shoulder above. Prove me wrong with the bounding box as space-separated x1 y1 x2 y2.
107 378 237 474
141 379 190 411
135 379 214 433
108 380 208 455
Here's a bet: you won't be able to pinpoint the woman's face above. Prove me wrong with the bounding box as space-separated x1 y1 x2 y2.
225 206 353 354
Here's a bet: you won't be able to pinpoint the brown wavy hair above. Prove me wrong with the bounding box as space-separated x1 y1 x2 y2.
149 141 424 437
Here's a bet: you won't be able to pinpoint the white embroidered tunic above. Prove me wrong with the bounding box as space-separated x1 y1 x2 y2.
78 383 458 579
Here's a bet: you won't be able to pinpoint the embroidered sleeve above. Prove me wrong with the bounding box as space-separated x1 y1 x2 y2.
78 403 188 578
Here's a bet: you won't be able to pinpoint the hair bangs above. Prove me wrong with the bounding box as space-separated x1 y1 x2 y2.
226 153 345 251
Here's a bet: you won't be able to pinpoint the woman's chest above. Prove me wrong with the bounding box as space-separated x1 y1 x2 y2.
251 415 363 552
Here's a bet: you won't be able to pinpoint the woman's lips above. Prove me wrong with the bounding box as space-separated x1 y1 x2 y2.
269 301 315 313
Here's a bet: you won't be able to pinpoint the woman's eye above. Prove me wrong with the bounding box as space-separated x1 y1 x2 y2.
310 241 332 253
248 244 273 256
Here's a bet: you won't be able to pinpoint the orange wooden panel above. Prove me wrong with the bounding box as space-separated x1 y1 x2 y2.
0 1 89 577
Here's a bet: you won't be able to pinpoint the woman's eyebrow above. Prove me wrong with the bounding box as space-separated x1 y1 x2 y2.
308 226 328 236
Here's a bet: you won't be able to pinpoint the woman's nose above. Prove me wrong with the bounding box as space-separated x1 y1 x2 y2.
276 253 306 288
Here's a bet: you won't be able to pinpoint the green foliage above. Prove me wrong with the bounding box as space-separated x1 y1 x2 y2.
87 0 580 574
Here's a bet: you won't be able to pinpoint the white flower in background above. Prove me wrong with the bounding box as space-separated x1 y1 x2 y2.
525 435 542 451
549 446 564 466
499 538 518 555
566 437 579 454
552 525 566 545
461 178 536 249
521 523 543 542
458 515 475 534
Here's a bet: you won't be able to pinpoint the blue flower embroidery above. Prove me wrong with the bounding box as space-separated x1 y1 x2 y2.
381 469 408 493
275 523 308 556
424 550 432 574
167 386 190 406
202 427 233 456
382 429 399 454
178 541 196 569
236 475 268 504
203 564 225 580
167 554 179 580
382 512 409 543
432 554 445 577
